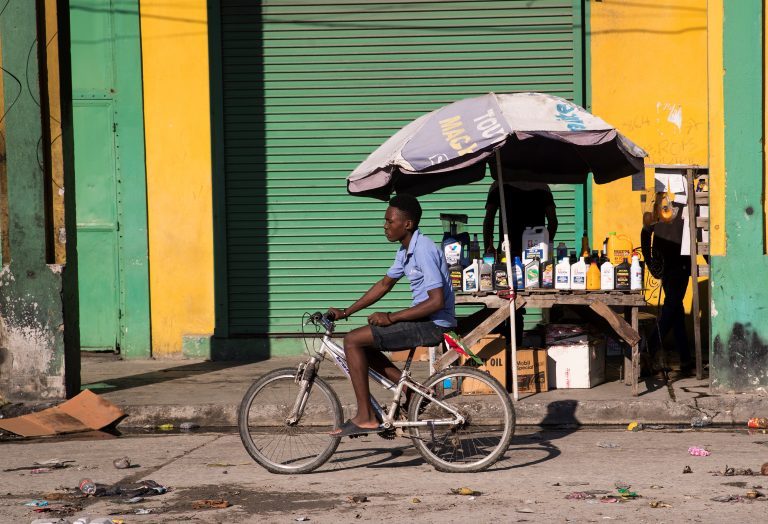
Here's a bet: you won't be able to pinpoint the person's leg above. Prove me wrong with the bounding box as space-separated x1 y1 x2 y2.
334 326 380 431
664 257 692 368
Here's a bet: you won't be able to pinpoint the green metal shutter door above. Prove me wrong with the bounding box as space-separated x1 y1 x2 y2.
220 0 583 336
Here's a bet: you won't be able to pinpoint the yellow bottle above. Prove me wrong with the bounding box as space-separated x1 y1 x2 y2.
606 232 633 266
586 259 601 290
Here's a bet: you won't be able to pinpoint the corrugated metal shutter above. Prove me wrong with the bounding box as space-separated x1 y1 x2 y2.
220 0 583 336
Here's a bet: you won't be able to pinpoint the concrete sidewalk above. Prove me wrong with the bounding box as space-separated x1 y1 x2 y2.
73 352 768 429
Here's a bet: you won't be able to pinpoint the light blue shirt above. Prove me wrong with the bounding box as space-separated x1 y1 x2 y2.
386 229 457 328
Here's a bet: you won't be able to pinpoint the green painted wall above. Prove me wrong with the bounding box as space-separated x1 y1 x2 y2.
0 1 74 399
710 0 768 392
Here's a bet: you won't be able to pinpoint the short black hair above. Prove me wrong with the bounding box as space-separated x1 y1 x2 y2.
388 193 422 227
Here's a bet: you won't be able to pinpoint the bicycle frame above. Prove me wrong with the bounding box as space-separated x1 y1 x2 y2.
288 318 465 431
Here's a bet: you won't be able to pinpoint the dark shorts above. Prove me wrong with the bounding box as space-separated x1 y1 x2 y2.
370 321 451 352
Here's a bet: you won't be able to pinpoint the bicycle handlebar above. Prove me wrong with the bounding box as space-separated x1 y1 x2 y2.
307 311 335 331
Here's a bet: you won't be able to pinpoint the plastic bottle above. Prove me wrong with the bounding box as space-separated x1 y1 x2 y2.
600 255 615 290
615 257 631 290
570 256 587 290
449 263 463 292
511 256 525 290
462 259 479 292
482 249 496 266
586 259 601 290
522 226 549 261
581 230 590 257
79 478 97 495
524 256 540 289
556 242 568 261
555 257 571 290
607 232 633 266
569 250 577 266
469 233 481 261
630 254 643 290
541 258 554 289
493 256 509 290
479 259 493 292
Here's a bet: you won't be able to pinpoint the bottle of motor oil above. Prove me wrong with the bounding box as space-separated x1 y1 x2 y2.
586 258 601 290
492 256 509 290
462 259 479 292
449 263 463 292
524 256 540 289
555 257 571 290
600 255 615 290
522 226 549 261
630 254 643 290
614 258 631 290
556 242 568 261
479 259 494 292
570 256 587 290
569 250 577 266
512 256 525 290
469 233 481 261
580 230 590 257
541 258 554 289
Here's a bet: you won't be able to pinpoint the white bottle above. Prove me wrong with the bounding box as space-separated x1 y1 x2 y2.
630 255 643 290
600 257 615 290
570 256 587 290
462 259 479 292
479 260 493 292
555 257 571 290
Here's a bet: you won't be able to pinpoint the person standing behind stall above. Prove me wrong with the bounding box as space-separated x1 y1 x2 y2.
482 168 558 344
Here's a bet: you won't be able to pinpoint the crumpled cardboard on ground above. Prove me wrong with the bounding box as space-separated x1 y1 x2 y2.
0 389 124 437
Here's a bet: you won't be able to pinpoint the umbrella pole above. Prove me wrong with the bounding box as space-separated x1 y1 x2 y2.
494 150 519 402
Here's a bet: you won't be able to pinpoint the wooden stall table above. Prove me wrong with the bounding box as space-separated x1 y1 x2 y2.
435 289 648 397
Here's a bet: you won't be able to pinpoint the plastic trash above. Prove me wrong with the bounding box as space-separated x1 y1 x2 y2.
179 422 199 430
627 421 643 432
112 457 131 469
23 500 49 507
157 423 174 430
747 417 768 429
295 518 310 522
78 478 97 495
451 487 480 496
688 446 711 456
691 416 712 428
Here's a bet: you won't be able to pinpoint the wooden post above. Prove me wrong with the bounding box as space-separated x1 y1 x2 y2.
686 168 704 380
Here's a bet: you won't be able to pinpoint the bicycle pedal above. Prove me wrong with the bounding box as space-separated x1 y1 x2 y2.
347 433 369 439
377 428 397 440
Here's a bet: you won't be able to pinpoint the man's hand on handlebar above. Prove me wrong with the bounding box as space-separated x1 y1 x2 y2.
367 312 393 327
326 307 346 321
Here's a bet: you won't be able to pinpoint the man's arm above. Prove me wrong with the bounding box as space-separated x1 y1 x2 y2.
545 204 558 242
483 203 498 253
328 275 398 320
368 287 445 327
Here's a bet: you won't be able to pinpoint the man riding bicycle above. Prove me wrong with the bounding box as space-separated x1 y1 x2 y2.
327 194 457 437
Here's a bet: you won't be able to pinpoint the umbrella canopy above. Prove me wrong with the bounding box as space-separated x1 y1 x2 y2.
347 92 647 200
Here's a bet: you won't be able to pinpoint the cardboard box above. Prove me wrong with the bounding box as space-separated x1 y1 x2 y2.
460 334 507 394
547 338 606 389
516 348 548 393
390 346 430 362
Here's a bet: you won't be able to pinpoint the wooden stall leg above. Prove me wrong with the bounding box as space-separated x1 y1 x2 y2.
631 306 640 396
623 307 633 386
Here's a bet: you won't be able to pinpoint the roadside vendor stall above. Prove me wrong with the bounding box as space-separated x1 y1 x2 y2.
347 92 648 400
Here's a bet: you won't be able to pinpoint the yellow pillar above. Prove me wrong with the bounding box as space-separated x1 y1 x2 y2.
140 1 214 357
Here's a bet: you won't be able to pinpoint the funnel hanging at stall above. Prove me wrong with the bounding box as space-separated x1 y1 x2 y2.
346 92 647 400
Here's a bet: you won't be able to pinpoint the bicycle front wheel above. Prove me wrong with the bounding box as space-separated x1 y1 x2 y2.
238 367 342 474
408 366 515 473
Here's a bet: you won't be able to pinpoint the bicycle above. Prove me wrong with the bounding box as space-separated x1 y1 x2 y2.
238 312 515 474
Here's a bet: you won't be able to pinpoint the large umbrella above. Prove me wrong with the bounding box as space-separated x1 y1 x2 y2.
346 92 647 400
348 92 646 199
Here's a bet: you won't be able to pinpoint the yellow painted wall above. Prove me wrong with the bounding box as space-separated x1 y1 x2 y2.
140 1 214 357
590 0 709 255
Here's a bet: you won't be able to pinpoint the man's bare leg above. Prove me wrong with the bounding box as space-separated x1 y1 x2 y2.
330 326 380 433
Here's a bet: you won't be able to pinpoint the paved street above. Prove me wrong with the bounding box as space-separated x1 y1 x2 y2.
2 427 767 523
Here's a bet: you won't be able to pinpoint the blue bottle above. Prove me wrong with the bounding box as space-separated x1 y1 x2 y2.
512 256 525 290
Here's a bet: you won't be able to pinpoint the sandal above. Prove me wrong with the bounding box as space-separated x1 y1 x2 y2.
329 419 379 438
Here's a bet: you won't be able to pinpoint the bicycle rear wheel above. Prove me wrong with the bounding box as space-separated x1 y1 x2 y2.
238 367 342 474
408 366 515 473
